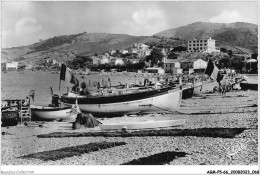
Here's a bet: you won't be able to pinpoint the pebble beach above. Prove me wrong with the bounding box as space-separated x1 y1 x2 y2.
1 81 258 165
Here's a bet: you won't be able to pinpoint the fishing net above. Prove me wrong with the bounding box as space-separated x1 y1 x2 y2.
73 113 101 129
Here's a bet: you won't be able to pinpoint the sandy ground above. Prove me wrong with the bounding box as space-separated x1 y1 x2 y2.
1 82 258 165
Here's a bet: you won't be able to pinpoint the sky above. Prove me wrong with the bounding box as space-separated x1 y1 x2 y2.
1 1 258 48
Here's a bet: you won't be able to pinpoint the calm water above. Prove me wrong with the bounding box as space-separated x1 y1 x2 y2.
2 71 258 106
1 71 144 105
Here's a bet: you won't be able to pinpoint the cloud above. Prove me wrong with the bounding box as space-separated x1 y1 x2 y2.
2 17 43 47
121 8 168 36
209 10 255 23
15 17 42 36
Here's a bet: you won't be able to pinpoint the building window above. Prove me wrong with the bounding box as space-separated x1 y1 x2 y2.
205 44 207 46
193 44 195 46
205 40 207 42
200 47 202 50
197 44 199 46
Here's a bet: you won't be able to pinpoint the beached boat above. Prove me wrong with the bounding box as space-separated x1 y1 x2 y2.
61 86 182 116
193 81 203 95
240 82 258 91
99 119 186 130
1 110 20 127
30 105 77 121
181 84 194 99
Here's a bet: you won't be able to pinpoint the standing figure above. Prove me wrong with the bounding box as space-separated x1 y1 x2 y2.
23 97 30 106
220 85 227 96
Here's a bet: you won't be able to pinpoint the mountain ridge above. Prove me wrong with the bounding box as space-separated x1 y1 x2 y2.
154 22 258 53
1 21 257 65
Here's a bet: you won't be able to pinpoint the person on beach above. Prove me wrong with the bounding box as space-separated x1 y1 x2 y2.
50 94 61 107
23 96 30 106
219 85 227 96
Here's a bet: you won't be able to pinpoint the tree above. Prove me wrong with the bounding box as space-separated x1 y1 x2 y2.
145 49 164 67
227 50 233 57
230 56 244 72
168 52 178 59
172 46 187 52
218 57 231 68
220 48 228 53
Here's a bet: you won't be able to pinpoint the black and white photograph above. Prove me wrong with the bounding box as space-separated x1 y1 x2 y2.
1 1 258 174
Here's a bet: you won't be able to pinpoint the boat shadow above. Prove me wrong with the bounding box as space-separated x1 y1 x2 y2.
37 127 249 139
19 141 126 161
121 151 189 165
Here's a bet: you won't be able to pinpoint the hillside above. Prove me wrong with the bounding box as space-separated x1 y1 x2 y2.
2 21 258 65
1 33 162 65
154 22 258 53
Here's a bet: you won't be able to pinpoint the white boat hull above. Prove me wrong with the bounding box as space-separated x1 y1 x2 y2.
63 89 182 116
100 119 186 130
30 105 77 121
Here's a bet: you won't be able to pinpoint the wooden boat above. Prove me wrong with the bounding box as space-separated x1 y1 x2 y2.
240 82 258 90
99 119 186 130
30 105 77 121
193 82 203 95
1 110 20 127
61 86 182 117
181 84 194 99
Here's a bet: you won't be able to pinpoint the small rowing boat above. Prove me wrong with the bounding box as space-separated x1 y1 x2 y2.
99 119 186 130
1 110 19 127
240 82 258 90
30 105 77 121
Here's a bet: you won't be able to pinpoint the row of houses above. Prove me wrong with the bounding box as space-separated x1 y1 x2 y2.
1 61 34 71
163 57 208 74
91 54 125 65
108 43 152 57
146 58 207 75
111 38 220 56
44 58 61 66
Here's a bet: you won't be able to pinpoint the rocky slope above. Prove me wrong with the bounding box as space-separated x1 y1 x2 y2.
154 22 258 53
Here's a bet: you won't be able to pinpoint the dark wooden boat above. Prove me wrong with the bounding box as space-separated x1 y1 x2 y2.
1 110 19 127
240 82 258 90
181 84 194 99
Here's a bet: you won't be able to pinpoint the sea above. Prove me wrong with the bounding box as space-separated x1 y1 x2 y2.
1 71 145 106
1 71 258 106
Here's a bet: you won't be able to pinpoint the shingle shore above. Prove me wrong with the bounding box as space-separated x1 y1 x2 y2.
1 82 258 165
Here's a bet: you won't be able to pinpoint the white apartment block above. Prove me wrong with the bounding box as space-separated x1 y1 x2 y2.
187 37 220 53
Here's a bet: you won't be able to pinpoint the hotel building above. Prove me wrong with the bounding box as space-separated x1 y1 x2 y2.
187 37 220 53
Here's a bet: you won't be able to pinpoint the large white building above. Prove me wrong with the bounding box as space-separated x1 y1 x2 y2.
6 62 18 70
187 37 220 53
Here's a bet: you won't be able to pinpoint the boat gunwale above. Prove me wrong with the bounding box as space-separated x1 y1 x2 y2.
30 106 71 112
61 86 179 104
